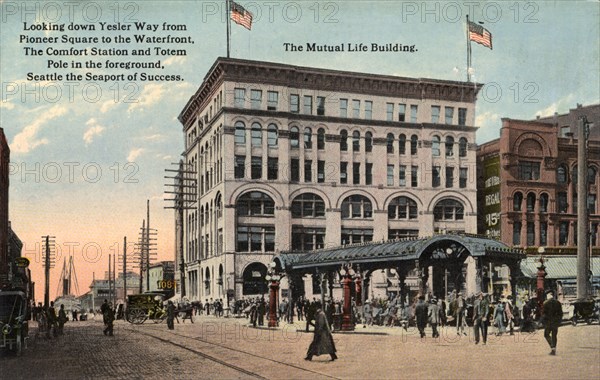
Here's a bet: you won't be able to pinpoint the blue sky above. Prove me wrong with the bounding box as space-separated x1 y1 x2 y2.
1 0 598 300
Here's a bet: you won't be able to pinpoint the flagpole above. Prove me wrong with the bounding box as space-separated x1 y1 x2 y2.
466 15 472 82
226 0 231 58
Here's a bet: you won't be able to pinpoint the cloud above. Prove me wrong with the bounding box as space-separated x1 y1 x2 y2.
127 148 144 162
157 154 173 161
0 100 15 110
163 56 186 66
11 104 68 153
127 83 165 113
476 111 502 143
533 94 575 118
100 100 118 113
144 134 164 141
83 118 106 145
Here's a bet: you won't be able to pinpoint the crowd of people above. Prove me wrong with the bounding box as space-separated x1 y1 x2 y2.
31 301 69 338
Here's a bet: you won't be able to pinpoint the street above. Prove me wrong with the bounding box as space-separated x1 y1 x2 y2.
1 315 599 379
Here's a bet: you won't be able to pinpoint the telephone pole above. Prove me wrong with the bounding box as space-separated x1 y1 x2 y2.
164 159 197 298
42 235 55 308
577 116 591 299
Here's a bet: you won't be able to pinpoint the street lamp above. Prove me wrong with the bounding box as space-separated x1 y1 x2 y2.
536 246 547 319
265 262 282 328
340 263 356 331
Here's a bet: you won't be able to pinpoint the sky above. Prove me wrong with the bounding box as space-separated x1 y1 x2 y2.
1 0 599 302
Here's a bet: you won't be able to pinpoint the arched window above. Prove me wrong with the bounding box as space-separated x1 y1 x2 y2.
234 121 245 144
432 135 441 156
236 191 275 216
513 192 523 211
352 131 360 151
291 193 326 218
386 133 394 154
267 124 278 147
341 195 373 219
433 199 464 221
539 193 549 213
290 126 299 148
251 123 262 147
215 193 223 219
304 127 312 149
317 128 325 150
365 132 373 152
526 192 536 212
459 137 468 157
340 130 348 151
557 164 567 184
589 166 597 185
399 134 406 155
445 136 454 157
411 135 418 155
388 196 418 219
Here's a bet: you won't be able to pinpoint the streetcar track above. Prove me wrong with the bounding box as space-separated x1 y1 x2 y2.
128 326 342 380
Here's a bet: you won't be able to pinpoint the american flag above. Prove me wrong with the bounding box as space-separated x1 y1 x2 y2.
231 1 253 30
468 21 492 49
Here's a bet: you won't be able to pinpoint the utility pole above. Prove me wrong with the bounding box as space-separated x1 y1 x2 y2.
123 236 127 302
42 235 55 308
577 116 591 299
165 160 197 298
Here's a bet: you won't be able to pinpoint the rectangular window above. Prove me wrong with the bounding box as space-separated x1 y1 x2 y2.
513 222 522 245
540 222 548 246
432 166 441 188
410 105 418 123
341 228 373 245
290 94 299 113
303 95 313 114
527 222 535 246
304 160 312 182
445 107 454 124
366 163 373 185
292 226 326 251
267 157 278 180
431 106 440 123
316 96 325 116
267 91 278 110
399 165 406 187
558 192 568 213
237 226 275 252
290 158 300 182
458 108 467 125
352 100 360 118
411 165 418 187
365 101 372 120
340 162 348 184
398 104 406 122
234 88 245 108
386 103 394 121
559 221 569 245
251 156 262 179
340 99 348 117
387 165 394 186
518 161 540 180
388 229 419 239
459 167 468 188
251 89 262 109
353 162 360 185
234 155 245 179
317 160 325 183
445 166 454 188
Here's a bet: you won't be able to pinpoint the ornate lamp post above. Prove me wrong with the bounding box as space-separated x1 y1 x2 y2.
265 262 282 328
536 247 547 319
340 263 356 331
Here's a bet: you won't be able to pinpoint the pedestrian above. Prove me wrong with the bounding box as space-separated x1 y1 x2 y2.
47 301 58 338
473 292 491 345
415 295 428 338
428 297 440 338
541 291 563 355
505 295 515 335
363 300 372 327
103 302 115 336
57 304 67 335
305 305 337 362
494 300 505 336
101 299 109 326
166 301 175 330
455 292 467 336
258 297 266 326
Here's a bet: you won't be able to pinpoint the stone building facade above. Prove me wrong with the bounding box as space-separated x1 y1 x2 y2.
0 128 10 285
178 58 482 301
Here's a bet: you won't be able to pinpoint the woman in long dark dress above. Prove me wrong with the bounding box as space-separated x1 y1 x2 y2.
305 307 337 361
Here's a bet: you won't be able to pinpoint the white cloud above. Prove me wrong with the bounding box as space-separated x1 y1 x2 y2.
11 105 68 153
83 118 106 145
127 83 165 113
157 154 173 161
476 111 502 143
163 56 186 66
127 148 144 162
100 100 118 113
0 100 15 110
144 134 164 141
533 94 575 119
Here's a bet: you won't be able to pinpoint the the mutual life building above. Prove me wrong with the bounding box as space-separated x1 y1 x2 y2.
177 58 484 303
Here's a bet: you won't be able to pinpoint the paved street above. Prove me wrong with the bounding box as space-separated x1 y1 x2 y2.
1 315 599 379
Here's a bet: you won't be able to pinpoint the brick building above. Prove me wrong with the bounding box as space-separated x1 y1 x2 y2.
177 58 483 301
0 128 9 285
477 104 600 252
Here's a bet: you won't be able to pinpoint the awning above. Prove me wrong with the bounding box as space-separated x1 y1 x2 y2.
520 256 600 279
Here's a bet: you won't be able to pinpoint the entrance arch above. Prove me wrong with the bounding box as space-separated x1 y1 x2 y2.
242 262 268 295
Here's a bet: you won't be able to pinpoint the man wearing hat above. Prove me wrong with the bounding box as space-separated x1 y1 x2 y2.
473 292 491 345
428 297 440 338
505 295 515 335
455 292 467 336
541 290 563 355
415 295 428 338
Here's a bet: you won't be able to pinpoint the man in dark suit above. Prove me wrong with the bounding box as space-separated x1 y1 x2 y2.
542 291 563 355
473 292 491 345
415 295 428 338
